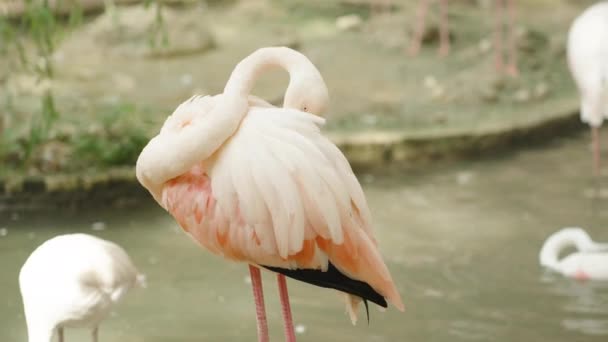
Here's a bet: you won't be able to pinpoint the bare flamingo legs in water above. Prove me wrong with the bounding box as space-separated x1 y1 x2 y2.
278 275 296 342
250 266 297 342
249 265 269 342
408 0 450 57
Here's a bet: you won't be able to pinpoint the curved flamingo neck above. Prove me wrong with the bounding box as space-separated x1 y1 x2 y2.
137 47 321 203
223 47 317 104
540 230 591 270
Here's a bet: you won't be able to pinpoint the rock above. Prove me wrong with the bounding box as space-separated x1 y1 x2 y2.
111 73 136 91
91 221 106 231
478 38 492 54
533 82 549 100
456 171 474 186
180 73 193 87
336 14 363 31
513 88 531 103
423 76 444 99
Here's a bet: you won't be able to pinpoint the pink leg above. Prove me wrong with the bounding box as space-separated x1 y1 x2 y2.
408 0 431 56
277 274 296 342
505 0 518 76
438 0 450 56
593 126 601 177
494 0 504 72
249 265 269 342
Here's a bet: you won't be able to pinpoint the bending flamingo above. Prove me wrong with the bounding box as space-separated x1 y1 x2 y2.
540 227 608 280
136 47 404 342
567 2 608 176
19 234 146 342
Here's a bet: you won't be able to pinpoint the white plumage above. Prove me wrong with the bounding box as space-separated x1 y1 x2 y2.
568 2 608 128
136 47 403 340
19 234 145 342
539 227 608 280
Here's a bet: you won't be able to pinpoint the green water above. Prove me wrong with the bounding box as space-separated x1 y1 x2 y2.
1 132 608 341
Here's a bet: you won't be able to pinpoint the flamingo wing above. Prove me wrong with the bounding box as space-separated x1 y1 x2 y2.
162 106 403 312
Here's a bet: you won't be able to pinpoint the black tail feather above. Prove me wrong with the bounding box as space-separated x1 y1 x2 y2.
261 262 388 315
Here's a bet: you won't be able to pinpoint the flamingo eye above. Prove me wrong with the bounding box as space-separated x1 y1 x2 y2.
303 106 308 111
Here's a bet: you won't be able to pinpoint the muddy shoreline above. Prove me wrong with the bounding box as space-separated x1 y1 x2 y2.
0 107 583 211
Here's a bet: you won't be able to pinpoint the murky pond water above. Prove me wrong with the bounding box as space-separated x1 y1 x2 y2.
2 132 608 341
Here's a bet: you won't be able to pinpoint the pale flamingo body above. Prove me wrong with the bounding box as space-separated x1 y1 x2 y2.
19 234 145 342
567 2 608 175
136 47 403 340
161 104 402 309
540 227 608 280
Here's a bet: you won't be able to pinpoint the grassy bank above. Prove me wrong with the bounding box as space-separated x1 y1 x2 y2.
0 0 592 193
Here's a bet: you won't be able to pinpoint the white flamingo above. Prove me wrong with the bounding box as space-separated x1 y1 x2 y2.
19 234 146 342
540 227 608 280
567 2 608 176
136 47 404 342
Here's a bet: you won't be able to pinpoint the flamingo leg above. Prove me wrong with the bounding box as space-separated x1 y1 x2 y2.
593 126 601 177
58 327 64 342
92 326 98 342
277 274 296 342
438 0 450 56
249 265 269 342
408 0 431 56
505 0 518 76
494 0 504 72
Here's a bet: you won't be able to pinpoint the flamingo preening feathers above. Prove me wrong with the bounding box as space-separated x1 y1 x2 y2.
136 47 404 341
540 227 608 281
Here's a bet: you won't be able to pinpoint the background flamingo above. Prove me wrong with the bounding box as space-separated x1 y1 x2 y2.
540 227 608 280
567 2 608 176
407 0 518 75
407 0 450 57
136 47 404 342
19 234 145 342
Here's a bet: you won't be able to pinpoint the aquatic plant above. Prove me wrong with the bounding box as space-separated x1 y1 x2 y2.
0 0 82 167
144 0 170 50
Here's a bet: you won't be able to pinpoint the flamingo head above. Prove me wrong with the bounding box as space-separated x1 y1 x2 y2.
283 75 329 116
